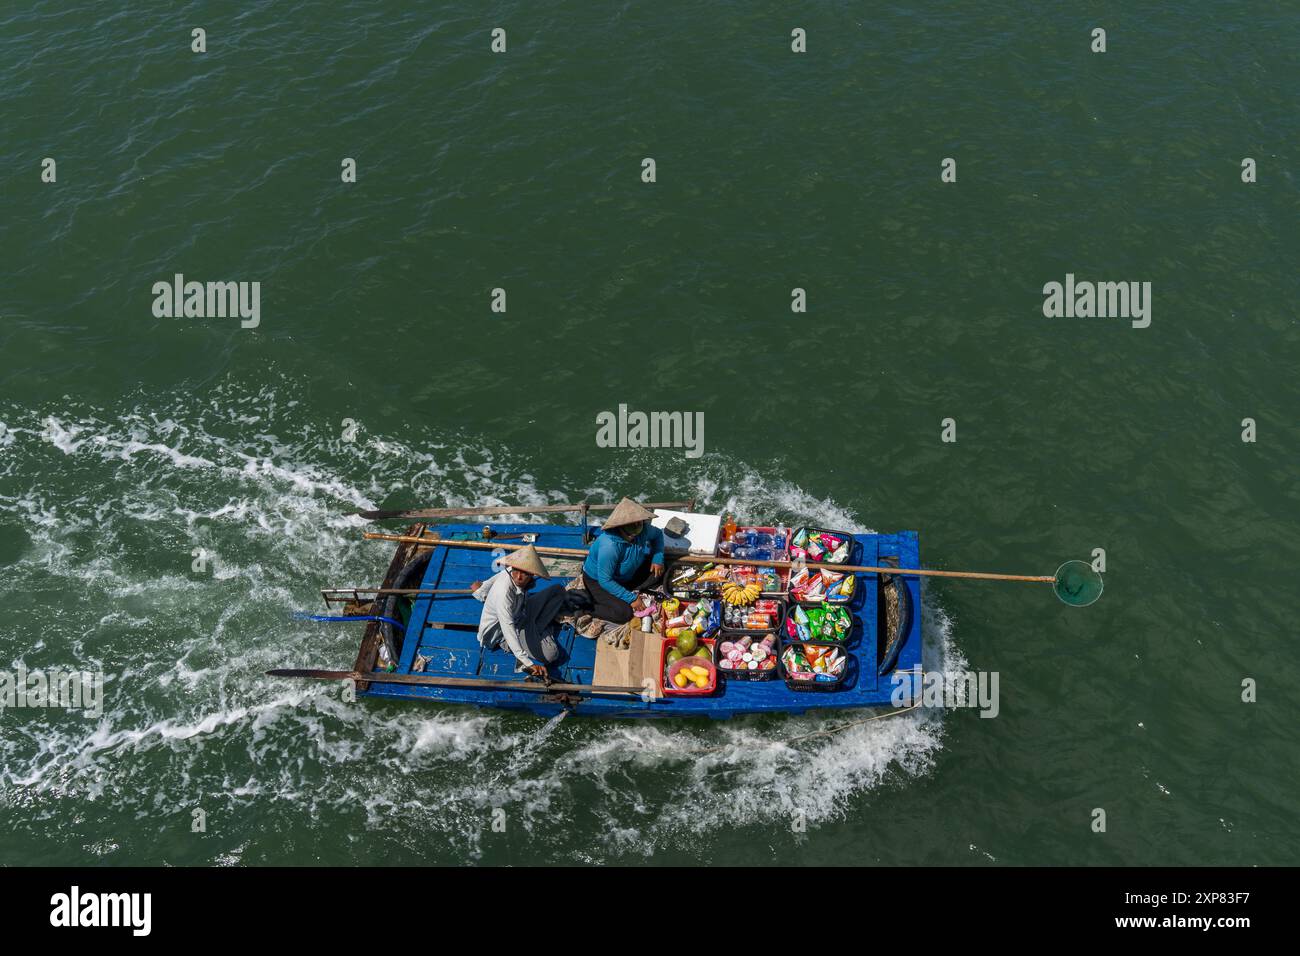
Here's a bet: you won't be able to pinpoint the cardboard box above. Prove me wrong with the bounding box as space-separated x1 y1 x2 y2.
591 626 663 698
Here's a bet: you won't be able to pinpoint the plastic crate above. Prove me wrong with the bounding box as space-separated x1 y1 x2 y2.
719 598 786 636
789 527 857 565
787 565 863 608
718 525 789 562
778 639 852 692
715 633 781 681
660 637 716 695
664 560 733 599
784 603 855 647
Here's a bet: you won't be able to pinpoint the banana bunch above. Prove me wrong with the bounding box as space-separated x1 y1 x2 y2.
722 581 761 606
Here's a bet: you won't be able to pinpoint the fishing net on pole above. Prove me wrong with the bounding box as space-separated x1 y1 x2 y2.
1053 560 1103 607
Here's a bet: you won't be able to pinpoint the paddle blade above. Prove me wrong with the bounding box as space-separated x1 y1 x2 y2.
1053 560 1103 607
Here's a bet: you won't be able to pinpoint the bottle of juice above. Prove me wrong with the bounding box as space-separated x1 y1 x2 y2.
723 512 737 541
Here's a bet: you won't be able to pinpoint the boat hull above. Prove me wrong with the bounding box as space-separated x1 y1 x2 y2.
355 522 923 719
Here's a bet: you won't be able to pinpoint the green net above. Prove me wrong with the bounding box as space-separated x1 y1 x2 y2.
1053 560 1104 607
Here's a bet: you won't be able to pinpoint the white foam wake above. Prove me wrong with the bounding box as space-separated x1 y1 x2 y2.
0 377 966 860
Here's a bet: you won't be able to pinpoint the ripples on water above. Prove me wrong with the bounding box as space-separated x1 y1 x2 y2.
0 379 963 863
2 1 1296 864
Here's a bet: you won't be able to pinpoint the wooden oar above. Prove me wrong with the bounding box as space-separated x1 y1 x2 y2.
360 531 1055 584
353 499 694 521
266 668 654 699
322 587 476 597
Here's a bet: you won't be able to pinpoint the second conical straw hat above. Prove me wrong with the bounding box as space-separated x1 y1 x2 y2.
501 544 551 578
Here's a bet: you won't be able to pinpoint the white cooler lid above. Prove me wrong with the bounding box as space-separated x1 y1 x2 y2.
652 509 721 555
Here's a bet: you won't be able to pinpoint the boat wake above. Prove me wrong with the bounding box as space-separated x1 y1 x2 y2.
0 379 968 863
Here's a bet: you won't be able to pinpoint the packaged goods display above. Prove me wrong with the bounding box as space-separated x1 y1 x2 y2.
653 523 865 694
788 527 853 565
661 596 722 644
788 566 856 604
717 632 780 679
666 562 727 595
786 604 852 643
780 641 848 691
725 564 783 593
667 561 783 597
721 597 784 633
717 518 789 562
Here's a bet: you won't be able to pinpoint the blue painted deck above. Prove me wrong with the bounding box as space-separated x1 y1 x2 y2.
360 523 923 719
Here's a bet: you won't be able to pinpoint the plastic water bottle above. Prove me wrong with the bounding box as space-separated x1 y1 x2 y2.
774 522 788 558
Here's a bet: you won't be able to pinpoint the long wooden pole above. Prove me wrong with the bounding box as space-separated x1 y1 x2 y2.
322 587 476 597
266 668 654 699
353 500 693 521
360 531 1055 584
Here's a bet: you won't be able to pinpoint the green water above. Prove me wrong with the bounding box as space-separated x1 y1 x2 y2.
1 1 1297 865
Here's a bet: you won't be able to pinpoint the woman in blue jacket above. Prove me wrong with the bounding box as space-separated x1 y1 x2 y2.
581 497 665 626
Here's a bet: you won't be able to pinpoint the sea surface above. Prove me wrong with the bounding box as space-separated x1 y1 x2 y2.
1 1 1297 865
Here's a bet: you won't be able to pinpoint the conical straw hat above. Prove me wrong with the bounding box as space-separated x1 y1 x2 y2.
603 497 655 531
502 544 550 578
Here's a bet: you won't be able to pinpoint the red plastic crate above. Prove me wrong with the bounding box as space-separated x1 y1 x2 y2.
659 636 716 695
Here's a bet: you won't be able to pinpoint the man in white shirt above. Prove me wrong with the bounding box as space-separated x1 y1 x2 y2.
473 545 571 678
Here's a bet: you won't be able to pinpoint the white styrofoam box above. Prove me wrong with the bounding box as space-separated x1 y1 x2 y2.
652 509 721 555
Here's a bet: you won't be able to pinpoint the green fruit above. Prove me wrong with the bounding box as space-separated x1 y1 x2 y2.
666 648 684 665
675 631 698 655
693 647 711 659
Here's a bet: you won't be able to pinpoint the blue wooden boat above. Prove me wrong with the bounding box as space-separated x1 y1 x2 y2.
327 518 923 720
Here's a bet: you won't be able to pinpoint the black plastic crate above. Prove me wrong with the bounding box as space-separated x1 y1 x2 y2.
787 566 865 609
667 560 785 596
788 527 857 565
719 598 786 636
778 638 853 692
784 603 856 647
663 560 730 598
716 633 781 681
